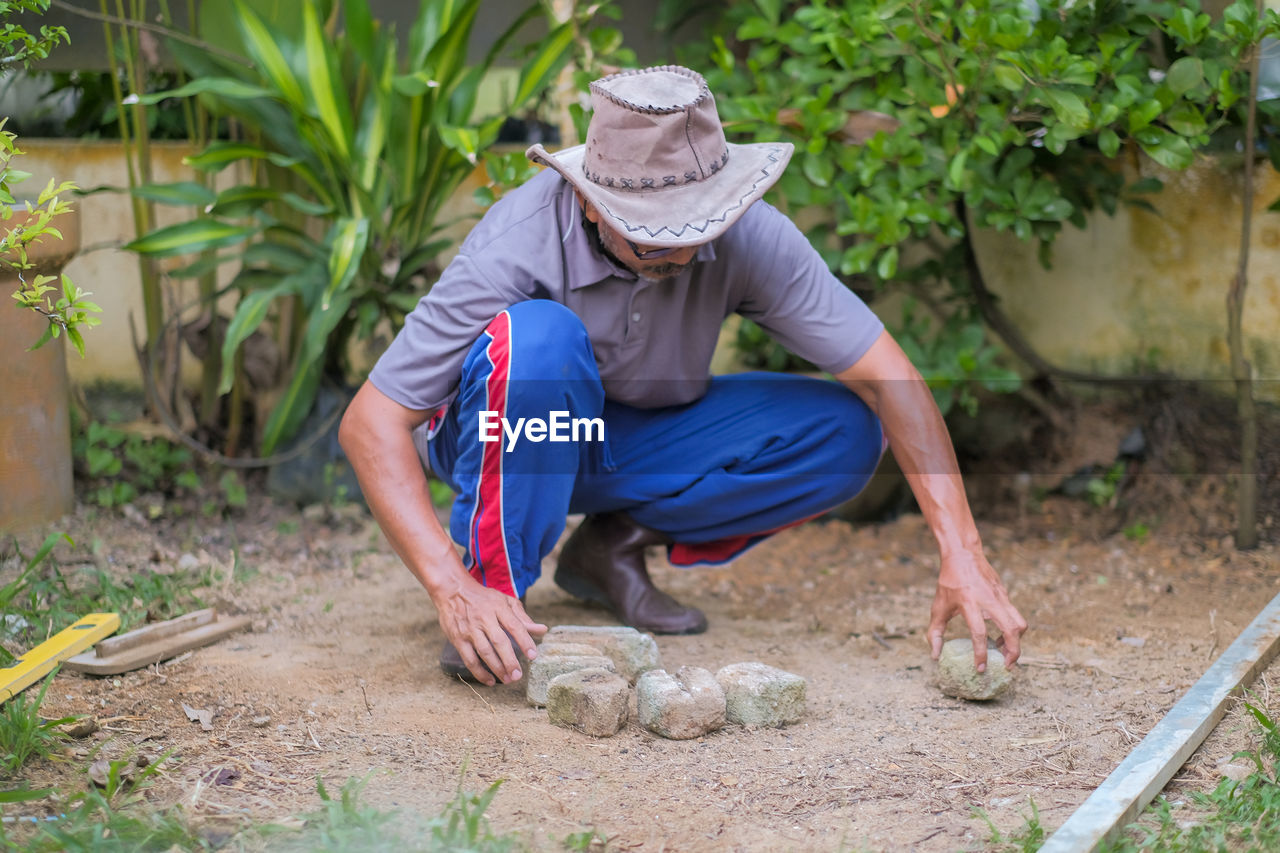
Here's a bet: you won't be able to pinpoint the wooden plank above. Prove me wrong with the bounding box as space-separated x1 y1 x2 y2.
1041 589 1280 852
63 613 251 675
0 613 121 702
94 608 215 656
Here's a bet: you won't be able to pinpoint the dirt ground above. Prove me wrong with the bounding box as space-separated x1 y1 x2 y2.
5 396 1280 851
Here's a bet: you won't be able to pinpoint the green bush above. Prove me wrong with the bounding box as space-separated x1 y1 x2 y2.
700 0 1279 411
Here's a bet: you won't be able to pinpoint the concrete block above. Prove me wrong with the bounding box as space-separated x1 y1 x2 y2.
526 654 615 707
546 668 631 737
715 662 807 727
544 626 661 682
636 666 725 740
936 638 1012 701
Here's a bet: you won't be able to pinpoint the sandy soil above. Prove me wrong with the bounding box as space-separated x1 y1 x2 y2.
4 467 1279 852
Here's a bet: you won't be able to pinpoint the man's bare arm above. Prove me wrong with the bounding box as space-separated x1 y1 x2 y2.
836 330 1027 670
338 381 545 685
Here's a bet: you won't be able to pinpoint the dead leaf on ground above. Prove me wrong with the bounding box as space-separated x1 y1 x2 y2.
181 702 214 731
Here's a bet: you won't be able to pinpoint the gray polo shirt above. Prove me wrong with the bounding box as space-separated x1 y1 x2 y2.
369 168 883 412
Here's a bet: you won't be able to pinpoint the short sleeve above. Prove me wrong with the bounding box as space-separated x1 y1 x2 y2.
368 252 527 412
731 203 884 374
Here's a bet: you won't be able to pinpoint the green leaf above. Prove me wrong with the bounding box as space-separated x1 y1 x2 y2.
1042 88 1090 130
218 279 298 394
439 125 481 165
392 70 439 97
1136 127 1195 170
302 0 353 161
876 245 899 280
132 76 274 105
342 0 376 66
322 217 370 310
242 240 312 272
1164 105 1206 138
1127 99 1162 134
1165 57 1204 96
260 291 353 454
260 362 321 456
130 181 217 206
993 64 1023 92
512 21 574 109
1127 177 1164 195
184 141 275 172
948 150 968 188
281 193 334 216
207 186 282 218
232 0 308 110
0 788 54 803
123 220 256 257
1098 128 1120 158
802 152 834 187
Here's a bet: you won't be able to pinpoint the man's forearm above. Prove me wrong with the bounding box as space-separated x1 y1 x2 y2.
835 335 982 558
338 383 466 600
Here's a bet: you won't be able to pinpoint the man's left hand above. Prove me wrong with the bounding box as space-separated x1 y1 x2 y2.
927 552 1027 671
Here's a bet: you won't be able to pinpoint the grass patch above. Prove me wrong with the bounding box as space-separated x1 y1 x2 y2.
973 799 1046 852
0 751 211 852
3 769 533 853
0 672 76 776
1 533 211 665
978 701 1280 852
1098 700 1280 852
256 773 520 852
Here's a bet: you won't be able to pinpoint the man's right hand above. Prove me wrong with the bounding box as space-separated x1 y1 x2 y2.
339 381 547 687
434 578 547 686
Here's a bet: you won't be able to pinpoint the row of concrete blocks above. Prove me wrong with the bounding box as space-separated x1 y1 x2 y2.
528 626 807 739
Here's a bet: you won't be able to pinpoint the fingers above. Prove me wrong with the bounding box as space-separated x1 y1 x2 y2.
962 604 989 672
455 635 498 687
458 622 521 685
927 607 948 661
995 607 1028 667
502 600 547 661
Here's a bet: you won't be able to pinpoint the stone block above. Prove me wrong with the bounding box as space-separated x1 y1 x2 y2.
936 638 1012 701
636 666 725 740
537 642 603 658
546 668 631 737
526 654 615 707
716 662 807 727
543 626 662 681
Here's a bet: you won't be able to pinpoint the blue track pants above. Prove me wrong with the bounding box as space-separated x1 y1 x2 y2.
422 301 885 598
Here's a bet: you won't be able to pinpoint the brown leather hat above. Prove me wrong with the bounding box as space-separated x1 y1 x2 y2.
527 65 794 248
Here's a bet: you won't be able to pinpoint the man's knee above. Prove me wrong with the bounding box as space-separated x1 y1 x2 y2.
463 301 603 417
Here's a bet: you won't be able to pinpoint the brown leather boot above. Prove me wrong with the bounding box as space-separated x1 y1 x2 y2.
555 513 708 635
440 597 525 682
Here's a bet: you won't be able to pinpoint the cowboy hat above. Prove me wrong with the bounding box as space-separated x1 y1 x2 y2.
527 65 794 248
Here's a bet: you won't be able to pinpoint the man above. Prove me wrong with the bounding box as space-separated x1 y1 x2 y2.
339 65 1026 687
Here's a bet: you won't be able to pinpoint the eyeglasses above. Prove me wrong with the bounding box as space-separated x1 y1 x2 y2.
624 238 681 260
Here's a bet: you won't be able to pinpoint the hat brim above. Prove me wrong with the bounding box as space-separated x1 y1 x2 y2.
527 140 794 248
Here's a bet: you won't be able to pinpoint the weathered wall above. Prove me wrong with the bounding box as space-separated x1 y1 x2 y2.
971 156 1280 397
9 140 241 386
10 138 491 388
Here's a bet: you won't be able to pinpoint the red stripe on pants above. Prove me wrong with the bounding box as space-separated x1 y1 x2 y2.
470 312 517 596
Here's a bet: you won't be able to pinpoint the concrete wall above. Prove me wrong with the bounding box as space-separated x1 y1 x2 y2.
971 155 1280 397
9 140 252 386
10 137 492 388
